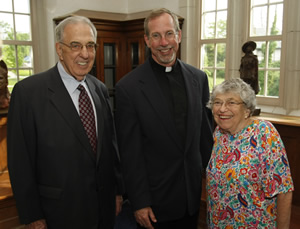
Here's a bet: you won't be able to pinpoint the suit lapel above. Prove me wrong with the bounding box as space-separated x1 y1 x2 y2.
179 61 199 152
47 67 96 161
139 61 183 150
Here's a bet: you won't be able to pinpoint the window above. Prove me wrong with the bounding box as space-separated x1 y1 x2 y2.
250 0 283 97
200 0 228 90
0 0 33 92
199 0 284 99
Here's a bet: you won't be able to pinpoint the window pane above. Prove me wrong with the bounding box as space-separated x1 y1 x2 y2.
14 0 30 14
104 44 115 65
15 14 31 41
254 41 265 68
8 69 17 92
217 0 227 10
202 44 215 67
258 70 265 96
0 13 14 40
203 0 216 11
268 40 281 68
268 4 283 35
204 68 214 90
19 69 32 80
251 6 267 36
216 69 225 84
17 45 32 68
267 70 279 96
202 12 215 39
216 43 226 67
252 0 268 5
216 11 227 38
2 44 16 68
269 0 283 3
2 0 13 12
104 68 115 88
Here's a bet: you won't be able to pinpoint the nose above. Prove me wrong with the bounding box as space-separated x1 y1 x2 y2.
219 103 228 112
159 36 169 46
80 46 89 58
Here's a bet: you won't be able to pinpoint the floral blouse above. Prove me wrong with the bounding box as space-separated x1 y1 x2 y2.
206 119 294 228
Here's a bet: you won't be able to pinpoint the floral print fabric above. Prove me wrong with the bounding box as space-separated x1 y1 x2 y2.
206 119 294 228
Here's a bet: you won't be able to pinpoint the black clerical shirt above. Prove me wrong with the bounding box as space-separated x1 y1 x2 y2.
149 57 187 145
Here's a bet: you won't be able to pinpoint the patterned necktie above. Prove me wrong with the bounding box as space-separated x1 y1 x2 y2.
77 84 97 153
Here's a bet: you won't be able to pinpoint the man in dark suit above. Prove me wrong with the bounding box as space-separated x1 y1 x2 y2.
7 16 123 229
115 8 213 229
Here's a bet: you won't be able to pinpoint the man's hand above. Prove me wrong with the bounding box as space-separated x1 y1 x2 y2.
134 207 157 229
115 195 123 216
25 219 47 229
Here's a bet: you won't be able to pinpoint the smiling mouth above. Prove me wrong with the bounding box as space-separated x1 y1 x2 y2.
77 62 88 66
219 115 232 120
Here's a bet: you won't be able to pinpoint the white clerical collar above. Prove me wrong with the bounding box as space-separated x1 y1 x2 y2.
165 66 172 72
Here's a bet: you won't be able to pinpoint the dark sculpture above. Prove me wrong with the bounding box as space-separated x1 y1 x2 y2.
239 41 259 94
0 60 10 109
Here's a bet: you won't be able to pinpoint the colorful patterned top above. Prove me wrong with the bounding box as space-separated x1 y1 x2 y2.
206 119 294 229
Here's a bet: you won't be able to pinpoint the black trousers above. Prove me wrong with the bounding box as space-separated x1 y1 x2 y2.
136 211 199 229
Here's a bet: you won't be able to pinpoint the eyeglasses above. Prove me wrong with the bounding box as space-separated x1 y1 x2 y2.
212 100 245 108
59 41 98 52
149 31 177 41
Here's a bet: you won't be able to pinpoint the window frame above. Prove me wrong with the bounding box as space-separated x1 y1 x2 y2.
0 0 35 91
198 0 287 108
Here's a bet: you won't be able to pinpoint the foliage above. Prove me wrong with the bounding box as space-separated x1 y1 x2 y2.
0 21 31 69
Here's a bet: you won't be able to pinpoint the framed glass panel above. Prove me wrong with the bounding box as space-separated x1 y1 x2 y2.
268 40 281 68
202 44 215 67
104 68 115 89
216 43 226 67
251 6 267 36
14 0 30 14
217 0 227 10
203 12 216 39
216 11 227 38
15 14 31 41
2 44 16 68
0 13 14 40
131 42 139 68
203 0 216 11
17 45 32 68
267 70 280 96
104 45 115 66
2 0 13 12
204 68 214 90
268 4 283 35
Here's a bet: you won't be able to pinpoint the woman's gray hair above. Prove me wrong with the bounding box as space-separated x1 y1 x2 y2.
144 8 180 38
207 78 257 116
55 16 97 43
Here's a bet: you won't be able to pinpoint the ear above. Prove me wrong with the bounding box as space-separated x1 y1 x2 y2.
144 34 151 48
177 30 182 43
0 60 8 72
55 43 63 60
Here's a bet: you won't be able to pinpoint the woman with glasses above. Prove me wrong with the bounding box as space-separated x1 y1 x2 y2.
206 78 294 228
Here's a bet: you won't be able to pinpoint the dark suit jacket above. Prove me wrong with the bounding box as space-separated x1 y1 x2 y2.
115 59 213 222
7 65 123 229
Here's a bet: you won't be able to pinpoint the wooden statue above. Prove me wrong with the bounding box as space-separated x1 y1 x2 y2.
0 60 10 109
239 41 259 94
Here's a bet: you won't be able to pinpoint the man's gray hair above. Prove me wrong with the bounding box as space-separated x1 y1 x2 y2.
55 15 97 42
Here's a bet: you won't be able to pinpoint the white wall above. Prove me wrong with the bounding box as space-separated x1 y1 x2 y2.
33 0 196 72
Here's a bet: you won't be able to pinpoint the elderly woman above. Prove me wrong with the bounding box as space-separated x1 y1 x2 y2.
206 78 294 228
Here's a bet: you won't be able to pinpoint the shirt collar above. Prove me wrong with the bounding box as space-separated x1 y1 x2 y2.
57 61 86 94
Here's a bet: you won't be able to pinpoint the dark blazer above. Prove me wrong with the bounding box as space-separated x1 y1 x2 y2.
115 59 213 222
7 65 123 229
